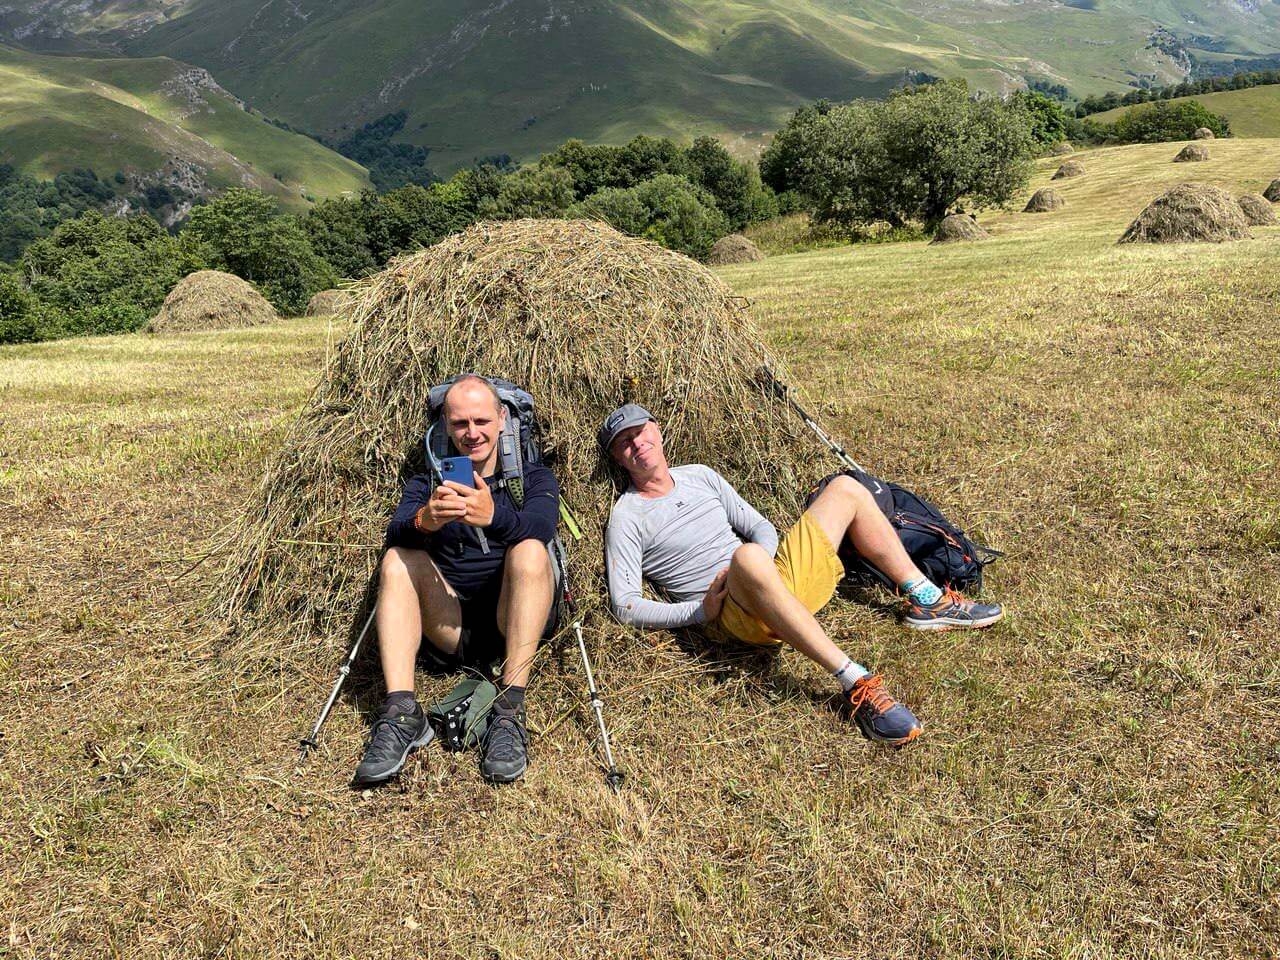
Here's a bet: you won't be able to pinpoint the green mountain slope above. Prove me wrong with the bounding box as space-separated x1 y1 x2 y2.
5 1 1280 172
1091 84 1280 138
0 43 370 212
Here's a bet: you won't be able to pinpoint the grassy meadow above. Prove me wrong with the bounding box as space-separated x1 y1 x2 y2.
1 140 1278 957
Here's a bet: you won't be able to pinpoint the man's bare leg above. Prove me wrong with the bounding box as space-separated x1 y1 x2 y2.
803 474 922 586
376 546 463 694
725 543 847 672
495 539 555 689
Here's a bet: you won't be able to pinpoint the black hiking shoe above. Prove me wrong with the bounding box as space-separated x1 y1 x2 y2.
480 705 528 784
351 701 434 788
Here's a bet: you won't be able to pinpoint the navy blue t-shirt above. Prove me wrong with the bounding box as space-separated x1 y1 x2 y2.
385 464 560 595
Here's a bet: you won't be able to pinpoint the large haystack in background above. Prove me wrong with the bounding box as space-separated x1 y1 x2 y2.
930 214 989 244
214 219 813 654
1052 160 1085 180
1119 183 1252 244
1023 188 1066 213
147 270 278 333
1192 127 1215 140
1237 193 1278 226
1050 142 1073 156
1263 178 1280 203
305 288 355 316
1174 144 1210 163
706 234 766 265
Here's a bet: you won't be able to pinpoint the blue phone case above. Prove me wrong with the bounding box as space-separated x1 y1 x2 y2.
440 456 474 487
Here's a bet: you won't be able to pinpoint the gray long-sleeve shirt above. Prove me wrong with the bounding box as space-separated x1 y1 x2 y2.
605 464 779 630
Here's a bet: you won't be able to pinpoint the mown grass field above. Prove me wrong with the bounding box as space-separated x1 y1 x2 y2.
2 140 1278 957
1092 85 1280 140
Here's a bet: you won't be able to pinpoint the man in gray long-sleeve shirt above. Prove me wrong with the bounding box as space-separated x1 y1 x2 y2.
601 403 1001 748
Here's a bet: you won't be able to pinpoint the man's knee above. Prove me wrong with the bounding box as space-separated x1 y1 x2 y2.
504 539 551 583
730 542 776 582
380 546 415 585
815 474 874 516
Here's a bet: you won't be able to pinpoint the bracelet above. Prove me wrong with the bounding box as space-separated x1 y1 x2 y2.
413 506 430 532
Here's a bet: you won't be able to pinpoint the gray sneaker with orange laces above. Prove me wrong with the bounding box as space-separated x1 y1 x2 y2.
904 589 1003 631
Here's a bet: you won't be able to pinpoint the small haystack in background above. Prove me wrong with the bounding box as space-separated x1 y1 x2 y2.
1023 188 1066 213
1052 160 1085 180
214 219 813 655
1050 142 1073 156
1174 144 1210 163
1192 127 1215 140
1237 193 1279 226
931 214 989 244
1119 182 1252 244
305 288 355 317
147 270 278 333
706 234 766 265
1263 179 1280 202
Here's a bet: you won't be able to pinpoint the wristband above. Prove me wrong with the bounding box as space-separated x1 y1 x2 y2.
413 505 430 533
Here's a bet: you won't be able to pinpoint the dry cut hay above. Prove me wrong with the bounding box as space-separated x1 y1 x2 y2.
305 289 355 317
1263 178 1280 203
1023 188 1066 213
1051 160 1085 180
1119 182 1252 244
1174 144 1210 163
930 214 989 244
1193 127 1215 140
1237 193 1278 226
1050 142 1074 156
147 270 278 333
706 234 766 265
213 219 815 658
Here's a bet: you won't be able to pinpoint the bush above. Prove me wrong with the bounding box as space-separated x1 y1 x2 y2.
762 81 1035 230
19 211 205 340
683 136 774 230
476 166 576 219
303 195 379 278
574 174 729 260
184 188 335 314
0 272 37 344
1011 91 1072 147
1093 100 1230 144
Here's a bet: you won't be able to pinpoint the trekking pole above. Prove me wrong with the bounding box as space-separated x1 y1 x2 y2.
571 608 625 793
761 364 866 474
298 604 376 762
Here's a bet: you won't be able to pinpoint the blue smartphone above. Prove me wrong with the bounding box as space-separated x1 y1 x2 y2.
439 456 474 487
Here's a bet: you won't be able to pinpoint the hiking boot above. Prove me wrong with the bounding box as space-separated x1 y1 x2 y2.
351 701 434 787
844 674 922 747
904 588 1003 631
480 705 528 784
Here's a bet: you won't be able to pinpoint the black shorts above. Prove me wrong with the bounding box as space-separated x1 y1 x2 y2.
416 566 560 674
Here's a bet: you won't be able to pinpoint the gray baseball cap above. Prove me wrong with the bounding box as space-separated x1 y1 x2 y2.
597 403 654 452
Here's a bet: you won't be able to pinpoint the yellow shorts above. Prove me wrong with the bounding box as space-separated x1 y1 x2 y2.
714 513 845 647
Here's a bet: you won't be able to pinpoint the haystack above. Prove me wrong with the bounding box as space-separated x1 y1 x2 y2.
147 270 278 333
1237 193 1278 226
1263 178 1280 203
930 214 989 244
1023 188 1066 213
1118 182 1252 243
213 219 814 654
706 234 766 265
1193 127 1215 140
1174 144 1210 163
1050 142 1074 156
305 288 354 316
1051 160 1085 180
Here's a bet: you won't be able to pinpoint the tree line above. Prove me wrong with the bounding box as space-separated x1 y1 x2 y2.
0 80 1231 345
1074 68 1280 117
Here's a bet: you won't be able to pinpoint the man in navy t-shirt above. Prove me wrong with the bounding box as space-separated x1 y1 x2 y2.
353 375 560 787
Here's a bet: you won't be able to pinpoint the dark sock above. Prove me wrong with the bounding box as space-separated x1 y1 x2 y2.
495 685 525 714
382 690 417 716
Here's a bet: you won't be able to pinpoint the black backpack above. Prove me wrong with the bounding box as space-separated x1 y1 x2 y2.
805 468 1001 593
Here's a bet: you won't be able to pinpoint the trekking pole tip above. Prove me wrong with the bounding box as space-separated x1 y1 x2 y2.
605 768 625 793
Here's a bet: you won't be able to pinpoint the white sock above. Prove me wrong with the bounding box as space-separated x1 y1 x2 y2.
832 658 869 692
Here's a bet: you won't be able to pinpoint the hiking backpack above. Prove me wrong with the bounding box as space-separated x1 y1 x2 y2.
805 468 1001 594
